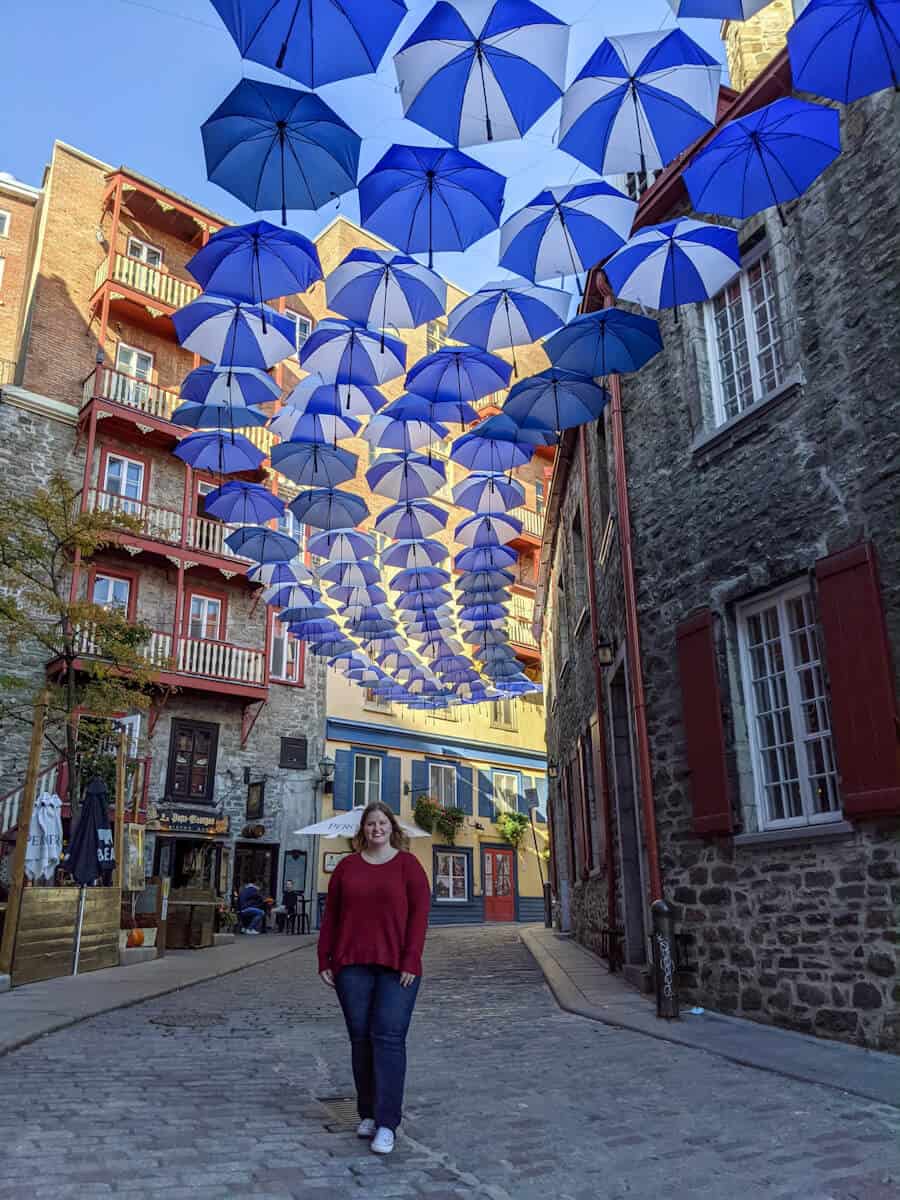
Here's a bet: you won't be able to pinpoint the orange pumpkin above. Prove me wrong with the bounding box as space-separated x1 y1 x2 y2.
126 928 145 948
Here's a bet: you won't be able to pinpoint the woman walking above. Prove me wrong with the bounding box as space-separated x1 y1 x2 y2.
318 801 431 1156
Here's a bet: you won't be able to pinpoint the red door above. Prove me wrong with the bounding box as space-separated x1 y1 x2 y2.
483 848 515 921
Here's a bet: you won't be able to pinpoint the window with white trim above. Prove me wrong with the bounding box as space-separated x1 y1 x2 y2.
284 310 312 356
491 698 517 731
493 770 519 815
434 850 467 901
270 622 302 682
353 754 381 807
705 245 785 425
188 594 222 641
277 508 304 545
126 236 162 268
114 343 154 408
426 318 448 355
429 762 456 808
92 573 131 613
737 582 839 829
0 210 10 239
0 258 5 293
102 453 144 514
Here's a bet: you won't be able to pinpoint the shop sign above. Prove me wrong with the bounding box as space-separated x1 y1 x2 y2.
147 806 229 836
241 823 266 839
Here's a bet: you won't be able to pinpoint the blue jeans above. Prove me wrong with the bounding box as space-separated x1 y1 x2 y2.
240 907 264 932
335 965 421 1132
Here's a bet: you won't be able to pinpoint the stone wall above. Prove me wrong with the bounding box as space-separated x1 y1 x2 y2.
722 0 792 92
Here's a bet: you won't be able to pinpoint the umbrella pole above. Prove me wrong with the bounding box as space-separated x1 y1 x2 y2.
254 241 268 332
475 43 494 142
72 885 87 976
630 80 647 178
503 294 518 376
278 125 288 226
427 173 435 270
750 134 788 228
380 268 389 352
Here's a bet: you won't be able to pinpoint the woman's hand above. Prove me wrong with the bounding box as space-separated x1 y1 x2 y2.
319 969 335 988
399 971 417 988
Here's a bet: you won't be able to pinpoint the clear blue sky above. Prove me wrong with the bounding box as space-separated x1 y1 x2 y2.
1 0 727 294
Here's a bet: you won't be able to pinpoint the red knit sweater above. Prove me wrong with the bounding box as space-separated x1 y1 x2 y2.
317 851 432 976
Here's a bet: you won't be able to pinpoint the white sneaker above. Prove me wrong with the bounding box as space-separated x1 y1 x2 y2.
245 928 259 936
370 1127 395 1155
356 1118 376 1139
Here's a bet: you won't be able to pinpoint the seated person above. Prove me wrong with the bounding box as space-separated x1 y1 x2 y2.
276 879 300 932
237 880 266 934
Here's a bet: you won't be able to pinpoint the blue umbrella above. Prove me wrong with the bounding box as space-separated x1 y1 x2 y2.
180 364 280 408
278 603 333 623
684 98 842 224
171 401 269 431
271 442 357 486
382 393 479 428
374 499 448 539
366 453 446 501
202 79 361 224
358 145 506 268
186 221 321 305
307 529 376 561
503 368 609 431
558 29 721 176
291 618 343 640
450 428 533 472
667 0 772 13
459 603 508 623
204 481 285 524
364 413 448 453
788 0 900 103
286 377 387 419
446 280 570 372
269 406 360 443
406 345 511 415
455 512 522 547
382 539 448 569
300 319 407 404
326 249 446 337
173 295 295 369
307 637 360 657
264 583 320 607
210 0 407 88
393 0 569 146
226 525 299 562
453 471 524 513
328 583 388 606
349 615 397 637
476 411 557 447
320 559 382 586
389 566 451 592
289 486 368 530
544 309 663 377
251 559 316 586
173 431 266 474
499 181 637 283
456 544 518 571
603 219 741 312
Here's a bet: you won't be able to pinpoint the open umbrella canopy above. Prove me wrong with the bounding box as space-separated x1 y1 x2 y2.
307 636 362 658
394 0 569 146
264 582 321 607
374 499 448 539
503 366 610 431
446 279 571 353
499 180 637 282
271 441 358 486
307 529 376 561
202 79 361 223
366 452 446 501
328 583 389 606
382 538 449 569
683 98 842 221
787 0 900 103
456 543 518 571
180 364 281 408
358 145 506 268
477 411 557 447
604 218 740 310
407 344 511 406
277 603 333 624
210 0 408 88
319 558 382 586
287 378 387 419
326 248 447 332
225 525 299 563
300 319 407 391
268 406 360 443
382 393 479 427
457 567 515 591
389 565 451 592
186 220 322 304
667 0 770 13
395 586 453 611
288 487 368 530
171 400 269 431
544 309 663 377
363 413 448 452
450 428 533 472
455 511 523 546
453 471 525 513
173 294 296 368
173 430 266 474
204 480 286 524
558 29 721 176
251 558 317 586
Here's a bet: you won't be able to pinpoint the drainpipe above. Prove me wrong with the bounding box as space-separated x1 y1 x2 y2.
578 427 618 925
609 375 662 902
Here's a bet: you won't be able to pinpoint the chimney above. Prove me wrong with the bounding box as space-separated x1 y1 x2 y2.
722 0 796 93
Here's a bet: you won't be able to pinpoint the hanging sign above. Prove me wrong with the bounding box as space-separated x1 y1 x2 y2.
148 807 229 836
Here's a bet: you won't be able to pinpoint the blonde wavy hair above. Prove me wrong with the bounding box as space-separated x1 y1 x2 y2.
352 801 410 853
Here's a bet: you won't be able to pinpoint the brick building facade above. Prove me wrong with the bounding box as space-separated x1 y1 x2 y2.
539 30 900 1048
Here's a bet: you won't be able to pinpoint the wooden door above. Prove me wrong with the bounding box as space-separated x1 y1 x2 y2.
483 848 515 921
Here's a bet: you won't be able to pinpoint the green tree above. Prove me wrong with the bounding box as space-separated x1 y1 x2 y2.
0 473 158 812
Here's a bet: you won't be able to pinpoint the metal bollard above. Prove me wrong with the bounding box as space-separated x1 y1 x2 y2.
651 899 680 1020
543 882 553 928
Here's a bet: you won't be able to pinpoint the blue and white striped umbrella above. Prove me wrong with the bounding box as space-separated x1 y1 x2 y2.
173 431 266 474
450 428 533 472
286 377 387 419
455 512 523 547
382 393 479 428
172 295 295 368
288 487 368 530
366 453 446 501
558 30 721 176
459 603 508 623
604 219 740 310
499 181 636 283
204 481 285 524
307 529 376 562
396 587 453 611
453 471 525 513
374 500 448 540
180 364 280 408
394 0 569 147
456 544 518 571
406 345 511 409
171 401 269 431
277 603 333 624
326 249 447 334
328 584 388 606
251 559 316 587
263 582 320 608
320 559 382 587
382 539 449 569
307 637 360 658
363 413 449 453
268 408 361 443
300 319 407 390
225 526 298 563
272 442 358 487
389 566 451 592
446 280 570 360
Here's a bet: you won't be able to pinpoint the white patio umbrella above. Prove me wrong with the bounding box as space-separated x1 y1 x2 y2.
24 791 63 882
294 806 430 838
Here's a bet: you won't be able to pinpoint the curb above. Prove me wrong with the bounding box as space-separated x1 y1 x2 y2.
520 928 900 1111
0 937 317 1060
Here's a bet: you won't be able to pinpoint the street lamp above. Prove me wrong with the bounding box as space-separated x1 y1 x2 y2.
316 757 335 791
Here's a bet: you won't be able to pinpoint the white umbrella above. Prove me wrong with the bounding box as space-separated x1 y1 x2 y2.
294 805 430 838
24 791 63 882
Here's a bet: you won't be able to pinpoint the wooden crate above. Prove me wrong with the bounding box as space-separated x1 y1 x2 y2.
12 887 120 986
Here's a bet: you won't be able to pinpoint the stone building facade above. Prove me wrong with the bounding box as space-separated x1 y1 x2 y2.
539 34 900 1049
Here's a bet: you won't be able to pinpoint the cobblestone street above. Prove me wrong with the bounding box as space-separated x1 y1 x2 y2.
1 927 898 1200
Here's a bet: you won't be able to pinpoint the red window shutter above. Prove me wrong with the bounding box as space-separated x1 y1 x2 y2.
815 541 900 818
676 610 733 836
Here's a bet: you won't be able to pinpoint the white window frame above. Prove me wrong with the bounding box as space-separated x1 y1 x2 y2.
0 210 10 239
270 620 302 683
429 762 456 809
188 594 223 642
114 342 154 408
277 508 304 545
737 581 840 831
126 236 162 268
353 754 382 808
102 452 145 513
92 572 131 613
493 770 519 816
434 850 468 903
491 698 517 731
425 318 448 355
0 258 5 292
284 310 312 357
704 241 785 427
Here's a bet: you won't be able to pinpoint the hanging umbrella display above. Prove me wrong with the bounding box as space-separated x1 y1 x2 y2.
204 480 286 524
202 79 361 224
326 249 447 336
394 0 569 146
358 145 506 268
456 567 516 591
603 219 740 313
446 280 571 370
364 413 448 453
307 529 376 561
62 777 115 976
477 410 557 447
499 181 637 282
394 587 453 611
251 558 317 587
173 430 266 474
389 566 452 592
269 407 360 443
289 487 368 530
374 499 448 539
558 29 721 176
328 583 389 606
264 582 321 607
453 471 525 513
683 98 842 223
278 603 334 624
225 525 298 562
210 0 408 88
450 427 534 472
300 319 406 401
503 367 609 431
173 295 295 369
456 544 518 571
272 442 357 486
787 0 900 103
186 220 322 304
289 617 343 640
406 345 511 412
320 559 382 587
382 538 448 569
382 392 479 428
366 452 446 501
181 364 281 408
544 309 663 377
286 377 387 419
308 636 364 657
455 512 523 546
171 400 269 431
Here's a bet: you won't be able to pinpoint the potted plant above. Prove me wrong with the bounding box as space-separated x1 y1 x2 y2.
496 811 530 850
413 796 465 844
